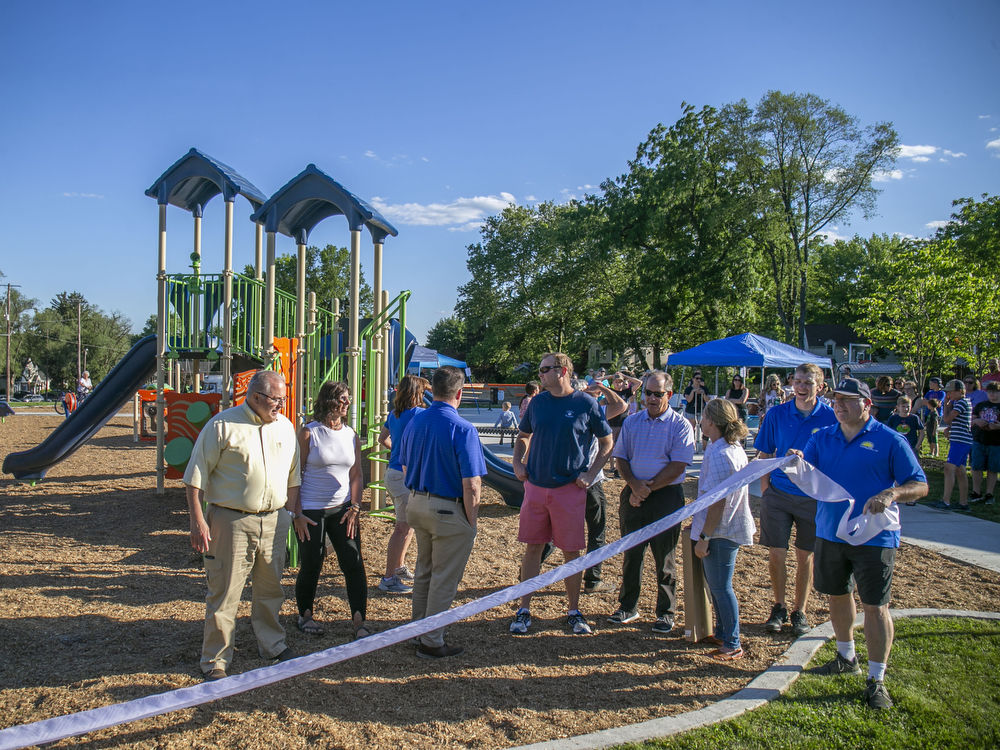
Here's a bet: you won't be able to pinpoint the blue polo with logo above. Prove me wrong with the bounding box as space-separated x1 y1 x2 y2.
754 398 837 496
803 418 926 548
521 390 611 488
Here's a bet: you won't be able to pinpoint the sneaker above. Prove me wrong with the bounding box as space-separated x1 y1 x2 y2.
584 580 616 594
929 500 952 510
864 678 893 709
953 504 972 513
510 608 531 635
809 652 862 675
651 615 675 634
395 565 415 582
567 610 592 635
607 608 640 624
986 494 996 506
378 575 413 594
764 602 788 633
790 610 811 636
969 491 983 502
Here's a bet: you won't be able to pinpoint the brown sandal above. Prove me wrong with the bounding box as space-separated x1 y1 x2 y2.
699 635 724 647
710 647 744 661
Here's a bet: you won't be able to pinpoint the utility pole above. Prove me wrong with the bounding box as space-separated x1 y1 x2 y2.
77 301 82 386
4 283 22 401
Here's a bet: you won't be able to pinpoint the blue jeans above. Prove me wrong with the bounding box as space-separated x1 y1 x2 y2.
701 538 741 650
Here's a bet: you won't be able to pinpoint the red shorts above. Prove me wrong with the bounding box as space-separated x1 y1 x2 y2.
518 480 586 551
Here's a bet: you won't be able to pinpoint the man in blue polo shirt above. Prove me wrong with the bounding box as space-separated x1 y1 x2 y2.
754 363 837 636
401 365 487 659
798 378 927 710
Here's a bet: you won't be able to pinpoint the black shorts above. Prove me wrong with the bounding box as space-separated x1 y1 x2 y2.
758 484 817 552
813 537 896 607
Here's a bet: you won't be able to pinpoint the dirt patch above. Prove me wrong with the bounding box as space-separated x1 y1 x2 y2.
2 416 999 749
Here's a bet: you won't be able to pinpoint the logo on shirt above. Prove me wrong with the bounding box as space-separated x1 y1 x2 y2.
860 440 877 451
565 410 576 419
812 428 820 434
896 424 911 435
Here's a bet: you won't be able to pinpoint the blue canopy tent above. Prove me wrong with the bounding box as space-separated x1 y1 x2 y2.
407 346 467 371
668 333 834 398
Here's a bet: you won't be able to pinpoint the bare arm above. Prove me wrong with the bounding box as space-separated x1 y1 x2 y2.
462 476 481 528
341 435 364 539
576 433 614 488
617 457 650 503
587 382 627 420
693 499 726 558
186 485 211 553
290 429 316 541
863 479 928 515
647 460 688 491
512 431 532 482
755 451 774 491
726 387 749 406
378 424 391 450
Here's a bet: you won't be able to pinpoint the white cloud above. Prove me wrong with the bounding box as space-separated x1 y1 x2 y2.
893 232 918 240
925 220 949 229
944 150 967 158
988 139 1000 150
370 192 516 228
524 195 537 202
911 156 930 163
940 158 948 162
991 127 998 132
818 228 851 244
873 170 904 182
898 144 937 158
63 192 104 198
980 115 992 119
364 150 378 159
421 157 429 162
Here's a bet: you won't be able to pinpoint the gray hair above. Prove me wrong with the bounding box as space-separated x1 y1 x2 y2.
248 370 284 396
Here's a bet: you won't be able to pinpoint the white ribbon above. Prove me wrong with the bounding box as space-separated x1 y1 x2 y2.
0 455 896 750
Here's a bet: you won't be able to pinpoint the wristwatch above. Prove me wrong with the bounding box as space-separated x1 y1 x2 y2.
699 532 709 541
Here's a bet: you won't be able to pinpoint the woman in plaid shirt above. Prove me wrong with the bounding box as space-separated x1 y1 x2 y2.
691 399 756 660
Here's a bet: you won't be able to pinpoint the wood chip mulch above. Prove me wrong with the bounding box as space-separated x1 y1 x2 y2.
2 416 999 749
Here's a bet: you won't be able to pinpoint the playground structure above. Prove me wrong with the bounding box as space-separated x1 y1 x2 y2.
3 148 524 510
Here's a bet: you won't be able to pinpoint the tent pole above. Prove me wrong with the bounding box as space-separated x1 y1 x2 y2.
715 367 719 397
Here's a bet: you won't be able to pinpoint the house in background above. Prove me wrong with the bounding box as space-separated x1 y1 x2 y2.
15 359 51 396
803 324 903 377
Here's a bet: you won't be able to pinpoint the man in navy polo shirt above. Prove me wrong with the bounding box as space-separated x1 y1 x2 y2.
798 378 927 710
401 365 487 659
754 363 837 636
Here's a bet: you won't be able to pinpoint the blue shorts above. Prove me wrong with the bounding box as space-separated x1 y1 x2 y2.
947 441 972 467
971 443 1000 473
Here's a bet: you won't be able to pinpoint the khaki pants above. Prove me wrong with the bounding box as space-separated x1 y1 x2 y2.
407 492 476 648
201 505 291 673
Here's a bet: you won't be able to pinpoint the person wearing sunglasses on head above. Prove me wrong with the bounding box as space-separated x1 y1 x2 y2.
184 370 302 682
510 353 613 637
683 372 708 452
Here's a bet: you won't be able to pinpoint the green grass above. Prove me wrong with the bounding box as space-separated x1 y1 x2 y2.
916 434 1000 523
621 617 1000 750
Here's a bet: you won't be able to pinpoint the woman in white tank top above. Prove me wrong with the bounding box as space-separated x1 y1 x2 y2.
291 381 369 639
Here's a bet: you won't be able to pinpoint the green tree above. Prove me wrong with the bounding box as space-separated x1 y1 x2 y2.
243 244 373 316
855 240 991 387
724 91 899 346
808 233 901 328
425 316 468 361
0 271 39 390
940 194 1000 268
596 104 768 361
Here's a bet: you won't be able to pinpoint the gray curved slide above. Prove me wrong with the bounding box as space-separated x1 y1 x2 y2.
2 336 158 481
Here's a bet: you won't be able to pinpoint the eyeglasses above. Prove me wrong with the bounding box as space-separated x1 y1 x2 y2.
337 395 353 404
256 393 287 406
645 390 668 399
538 365 563 374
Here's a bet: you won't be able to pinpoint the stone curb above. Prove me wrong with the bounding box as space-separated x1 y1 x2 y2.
509 609 1000 750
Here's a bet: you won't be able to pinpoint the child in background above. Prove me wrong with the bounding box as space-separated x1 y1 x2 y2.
494 401 519 445
519 381 539 420
924 398 940 458
887 396 924 458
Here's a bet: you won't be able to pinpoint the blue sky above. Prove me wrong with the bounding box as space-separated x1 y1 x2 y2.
2 1 998 343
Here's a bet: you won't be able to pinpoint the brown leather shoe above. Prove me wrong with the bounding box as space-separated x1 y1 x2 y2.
274 647 298 662
416 643 464 659
204 668 227 681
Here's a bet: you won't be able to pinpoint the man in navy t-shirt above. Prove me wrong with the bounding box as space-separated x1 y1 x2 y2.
510 352 613 636
794 378 927 710
401 366 487 659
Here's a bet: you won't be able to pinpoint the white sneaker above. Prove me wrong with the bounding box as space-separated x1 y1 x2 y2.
395 565 415 582
378 575 412 594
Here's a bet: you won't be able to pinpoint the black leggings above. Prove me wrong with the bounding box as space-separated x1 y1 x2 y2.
295 505 367 620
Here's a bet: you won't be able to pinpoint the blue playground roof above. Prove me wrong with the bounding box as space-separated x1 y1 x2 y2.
145 148 267 212
249 164 398 245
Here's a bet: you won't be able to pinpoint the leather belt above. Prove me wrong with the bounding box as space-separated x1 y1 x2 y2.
216 505 278 515
413 490 462 503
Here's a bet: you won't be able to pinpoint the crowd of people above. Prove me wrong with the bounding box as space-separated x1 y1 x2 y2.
183 354 1000 711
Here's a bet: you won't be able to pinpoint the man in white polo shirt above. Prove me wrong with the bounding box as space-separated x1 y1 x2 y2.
184 370 301 681
608 370 695 634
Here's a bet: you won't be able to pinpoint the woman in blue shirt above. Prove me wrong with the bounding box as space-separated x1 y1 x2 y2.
377 375 430 593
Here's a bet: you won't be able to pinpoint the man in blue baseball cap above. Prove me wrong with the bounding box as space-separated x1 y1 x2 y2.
792 377 928 710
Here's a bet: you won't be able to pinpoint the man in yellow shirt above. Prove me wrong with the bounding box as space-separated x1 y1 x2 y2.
184 370 301 681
